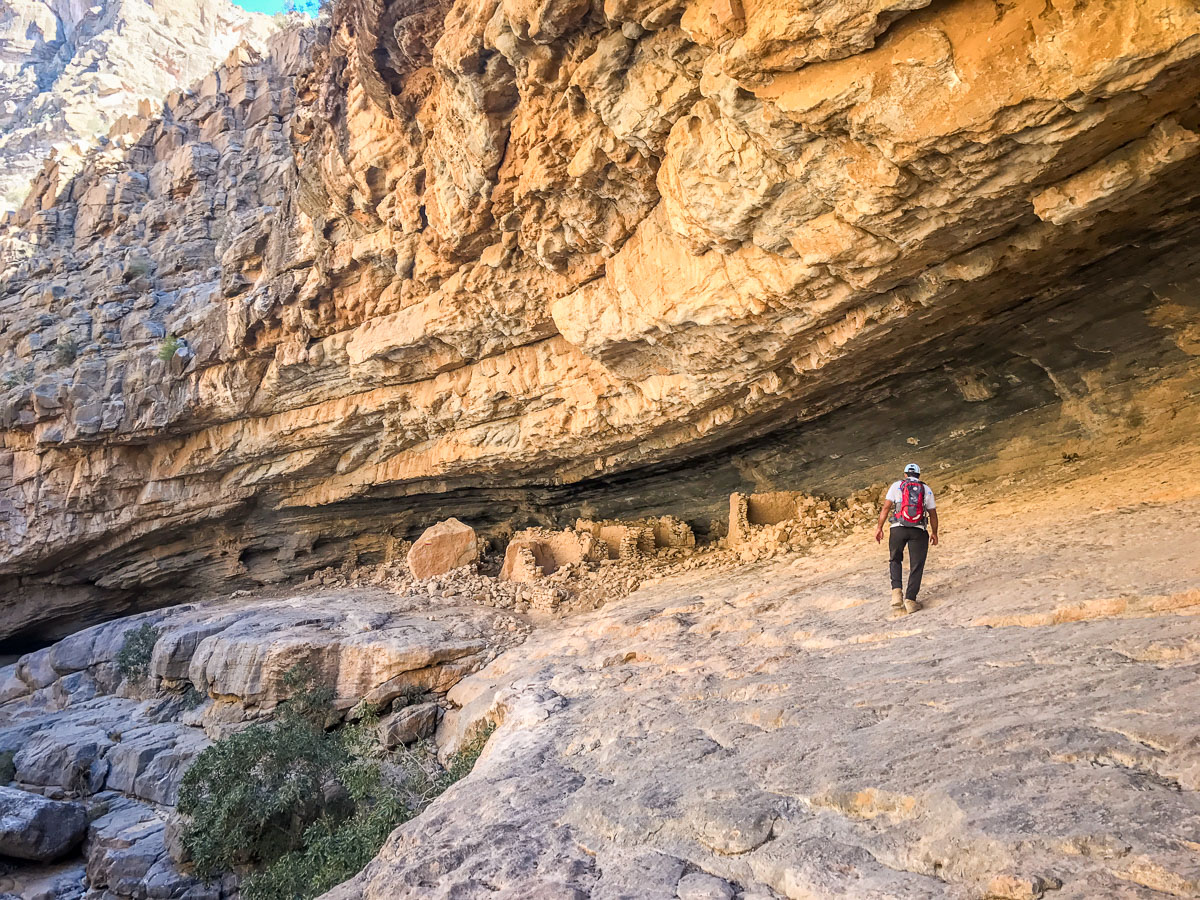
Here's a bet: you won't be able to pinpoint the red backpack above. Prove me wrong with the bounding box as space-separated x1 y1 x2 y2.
896 480 927 526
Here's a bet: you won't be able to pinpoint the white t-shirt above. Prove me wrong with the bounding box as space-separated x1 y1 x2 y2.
886 479 936 529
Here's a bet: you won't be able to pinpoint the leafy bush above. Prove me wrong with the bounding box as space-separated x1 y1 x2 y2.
54 335 78 366
157 333 181 362
0 749 15 784
443 720 495 782
241 762 409 900
178 666 342 877
178 666 494 899
116 623 158 680
2 366 32 388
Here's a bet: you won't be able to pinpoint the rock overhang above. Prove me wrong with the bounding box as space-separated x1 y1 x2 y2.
0 0 1199 638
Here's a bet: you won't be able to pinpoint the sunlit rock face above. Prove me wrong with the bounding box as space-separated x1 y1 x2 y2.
3 0 1200 638
0 0 279 214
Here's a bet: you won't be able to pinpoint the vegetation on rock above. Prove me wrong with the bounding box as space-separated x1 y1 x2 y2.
115 622 158 680
178 665 493 899
157 334 182 362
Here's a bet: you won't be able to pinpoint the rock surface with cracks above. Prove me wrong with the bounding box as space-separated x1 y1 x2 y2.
330 450 1200 899
0 0 279 215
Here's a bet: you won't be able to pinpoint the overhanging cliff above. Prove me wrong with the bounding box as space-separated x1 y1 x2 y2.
2 0 1200 638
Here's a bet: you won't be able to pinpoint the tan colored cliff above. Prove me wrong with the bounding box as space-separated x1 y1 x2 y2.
2 0 1200 638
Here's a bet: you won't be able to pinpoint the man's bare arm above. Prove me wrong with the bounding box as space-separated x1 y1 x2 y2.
928 510 939 546
875 501 893 543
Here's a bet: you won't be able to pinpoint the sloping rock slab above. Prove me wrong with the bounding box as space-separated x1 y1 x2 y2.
0 786 87 862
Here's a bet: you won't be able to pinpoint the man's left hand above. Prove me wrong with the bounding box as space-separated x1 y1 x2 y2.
930 533 939 546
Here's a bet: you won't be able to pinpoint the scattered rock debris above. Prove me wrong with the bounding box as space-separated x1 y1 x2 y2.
300 495 884 616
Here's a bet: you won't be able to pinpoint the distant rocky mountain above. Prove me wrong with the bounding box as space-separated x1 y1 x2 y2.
0 0 278 212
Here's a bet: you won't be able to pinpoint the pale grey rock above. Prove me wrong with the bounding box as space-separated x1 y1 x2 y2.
334 492 1200 899
378 702 440 748
0 0 279 214
0 587 523 896
0 785 87 861
18 648 58 690
102 723 207 806
675 872 734 900
0 664 26 704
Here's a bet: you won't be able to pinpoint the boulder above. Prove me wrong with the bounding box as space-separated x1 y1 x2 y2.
0 786 87 861
676 873 735 900
377 702 440 748
407 519 478 580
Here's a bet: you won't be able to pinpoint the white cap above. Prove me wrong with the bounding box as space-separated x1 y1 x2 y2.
904 463 921 475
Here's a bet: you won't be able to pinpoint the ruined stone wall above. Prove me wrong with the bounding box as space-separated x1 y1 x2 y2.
2 0 1200 638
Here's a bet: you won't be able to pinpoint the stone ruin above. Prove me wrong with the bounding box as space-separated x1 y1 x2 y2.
728 489 879 560
575 516 696 559
500 516 696 583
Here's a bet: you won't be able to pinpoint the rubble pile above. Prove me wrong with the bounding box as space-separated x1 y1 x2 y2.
299 499 886 617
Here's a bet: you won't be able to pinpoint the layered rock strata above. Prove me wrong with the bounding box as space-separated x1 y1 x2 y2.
3 0 1200 638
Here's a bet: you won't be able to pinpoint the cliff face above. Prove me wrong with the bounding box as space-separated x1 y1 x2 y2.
3 0 1200 639
0 0 278 213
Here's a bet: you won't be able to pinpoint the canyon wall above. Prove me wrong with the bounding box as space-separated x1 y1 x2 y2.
0 0 278 213
2 0 1200 639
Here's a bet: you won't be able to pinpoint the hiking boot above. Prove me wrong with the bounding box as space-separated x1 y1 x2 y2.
890 588 904 612
904 597 922 614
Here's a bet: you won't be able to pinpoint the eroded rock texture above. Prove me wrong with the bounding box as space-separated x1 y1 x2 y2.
0 587 526 898
3 0 1200 638
0 0 278 213
332 457 1200 899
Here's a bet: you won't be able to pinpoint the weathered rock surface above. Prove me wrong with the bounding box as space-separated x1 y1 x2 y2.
407 518 478 579
331 449 1200 899
378 701 440 748
2 0 1200 640
0 587 525 897
0 785 86 861
0 0 278 214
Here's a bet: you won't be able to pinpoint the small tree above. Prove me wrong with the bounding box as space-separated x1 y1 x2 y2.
178 666 343 877
116 623 159 680
157 333 181 362
177 666 495 899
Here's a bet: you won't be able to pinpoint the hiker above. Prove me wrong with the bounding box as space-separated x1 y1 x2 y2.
874 463 938 614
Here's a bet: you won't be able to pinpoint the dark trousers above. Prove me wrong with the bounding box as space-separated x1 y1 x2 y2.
889 526 929 600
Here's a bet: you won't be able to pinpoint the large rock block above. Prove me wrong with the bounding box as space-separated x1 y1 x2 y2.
377 702 440 748
0 785 87 861
407 518 478 580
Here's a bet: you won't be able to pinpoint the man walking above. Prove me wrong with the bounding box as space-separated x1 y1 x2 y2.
874 463 938 615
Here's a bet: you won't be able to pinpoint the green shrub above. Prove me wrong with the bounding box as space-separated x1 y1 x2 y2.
178 666 341 878
241 764 409 900
181 684 207 709
444 720 495 781
116 623 158 680
178 667 495 899
0 749 15 784
54 336 78 366
157 333 181 362
2 366 32 388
